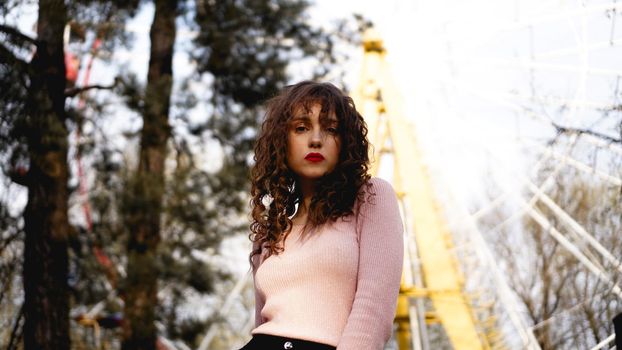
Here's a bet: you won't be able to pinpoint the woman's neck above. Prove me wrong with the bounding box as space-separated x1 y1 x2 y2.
294 178 315 222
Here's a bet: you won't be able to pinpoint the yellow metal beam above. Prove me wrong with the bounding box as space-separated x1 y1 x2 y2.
353 29 488 350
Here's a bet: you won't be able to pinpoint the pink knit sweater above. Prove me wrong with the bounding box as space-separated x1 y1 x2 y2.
250 177 404 349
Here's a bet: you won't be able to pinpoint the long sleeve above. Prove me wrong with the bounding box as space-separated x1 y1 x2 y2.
251 239 266 329
337 178 404 350
254 284 265 328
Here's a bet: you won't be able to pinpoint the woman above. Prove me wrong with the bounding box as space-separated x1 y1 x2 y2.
239 81 403 350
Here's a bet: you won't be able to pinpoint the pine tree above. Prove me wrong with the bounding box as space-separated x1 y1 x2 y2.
121 1 178 349
0 1 72 348
1 1 138 348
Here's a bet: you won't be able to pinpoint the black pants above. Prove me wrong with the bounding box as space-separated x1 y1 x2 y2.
237 333 336 350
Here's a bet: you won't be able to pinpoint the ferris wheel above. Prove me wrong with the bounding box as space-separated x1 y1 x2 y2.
370 0 622 349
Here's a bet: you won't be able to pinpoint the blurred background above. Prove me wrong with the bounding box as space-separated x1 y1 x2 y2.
1 0 621 349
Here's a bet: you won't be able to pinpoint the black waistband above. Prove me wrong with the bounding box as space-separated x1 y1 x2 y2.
250 333 336 350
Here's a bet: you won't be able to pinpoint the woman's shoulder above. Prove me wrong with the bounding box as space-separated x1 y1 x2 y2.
355 177 399 214
367 177 394 190
352 177 402 239
362 177 398 199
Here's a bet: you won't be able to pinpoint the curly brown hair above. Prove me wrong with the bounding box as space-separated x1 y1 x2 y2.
248 81 372 270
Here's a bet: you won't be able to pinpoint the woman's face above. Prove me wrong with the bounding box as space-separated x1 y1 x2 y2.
286 102 341 182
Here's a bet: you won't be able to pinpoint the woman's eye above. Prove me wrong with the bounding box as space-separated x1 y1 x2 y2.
327 127 338 134
295 126 307 132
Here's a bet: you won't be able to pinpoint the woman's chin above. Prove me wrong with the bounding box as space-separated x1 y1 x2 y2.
297 172 328 181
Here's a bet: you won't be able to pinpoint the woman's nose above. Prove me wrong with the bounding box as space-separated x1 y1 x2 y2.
309 128 323 147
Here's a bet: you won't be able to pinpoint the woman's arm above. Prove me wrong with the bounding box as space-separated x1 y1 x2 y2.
251 240 266 329
254 285 265 328
337 178 404 350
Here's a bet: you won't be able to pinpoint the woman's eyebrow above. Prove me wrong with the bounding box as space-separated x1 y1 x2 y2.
290 115 311 122
322 117 339 124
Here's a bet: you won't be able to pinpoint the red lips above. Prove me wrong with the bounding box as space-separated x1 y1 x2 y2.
304 152 324 162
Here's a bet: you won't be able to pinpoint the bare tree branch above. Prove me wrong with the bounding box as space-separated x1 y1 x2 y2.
0 229 22 256
7 166 30 187
0 42 30 70
0 23 38 46
6 303 24 350
553 121 621 144
64 82 116 98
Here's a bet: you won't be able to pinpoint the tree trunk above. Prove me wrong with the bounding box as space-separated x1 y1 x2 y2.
22 1 70 349
121 0 177 349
